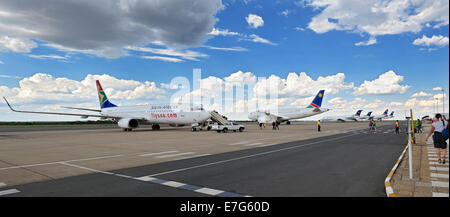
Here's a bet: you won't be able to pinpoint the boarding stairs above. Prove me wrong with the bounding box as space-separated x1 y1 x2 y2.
210 110 229 125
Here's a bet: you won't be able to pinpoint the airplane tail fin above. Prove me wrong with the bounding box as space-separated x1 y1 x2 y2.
390 111 394 117
307 90 325 109
96 80 117 109
367 112 372 117
356 110 363 117
383 109 388 116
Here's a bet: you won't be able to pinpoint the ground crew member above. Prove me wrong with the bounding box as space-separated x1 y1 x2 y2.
275 121 280 130
317 120 321 132
416 119 422 133
395 120 399 134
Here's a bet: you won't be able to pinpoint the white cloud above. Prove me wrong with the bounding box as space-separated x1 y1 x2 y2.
305 0 449 43
0 36 37 53
354 70 409 95
0 60 3 64
203 45 248 52
208 28 240 36
355 37 377 46
0 74 20 79
433 87 443 91
0 0 223 58
413 35 449 47
246 14 264 29
295 27 306 31
0 73 166 103
281 9 291 17
411 91 431 98
141 55 184 63
246 34 276 45
126 46 208 61
28 54 69 61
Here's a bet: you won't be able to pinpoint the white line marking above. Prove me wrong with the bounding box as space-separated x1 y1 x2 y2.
147 134 357 177
140 151 178 157
432 192 449 197
431 173 449 179
228 141 249 146
0 182 5 187
162 181 185 188
429 157 449 161
244 143 264 146
0 154 124 171
429 167 449 171
429 161 449 165
175 154 211 160
195 187 224 196
59 162 114 175
260 143 277 147
431 181 449 188
0 189 20 196
135 176 157 182
156 152 196 159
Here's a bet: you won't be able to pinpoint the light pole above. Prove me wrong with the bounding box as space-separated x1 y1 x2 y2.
441 89 445 114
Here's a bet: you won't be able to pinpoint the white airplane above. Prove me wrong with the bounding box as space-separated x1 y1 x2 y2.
384 111 394 119
3 80 211 132
371 109 389 121
358 111 372 120
248 90 329 125
321 110 363 122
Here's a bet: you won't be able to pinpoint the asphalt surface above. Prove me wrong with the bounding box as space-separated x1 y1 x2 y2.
0 123 407 197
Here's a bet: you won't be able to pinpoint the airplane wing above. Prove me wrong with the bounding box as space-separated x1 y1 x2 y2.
61 106 102 112
3 97 119 119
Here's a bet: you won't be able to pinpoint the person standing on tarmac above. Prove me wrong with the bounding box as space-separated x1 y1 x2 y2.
416 119 422 133
317 120 321 132
275 120 280 130
395 120 400 134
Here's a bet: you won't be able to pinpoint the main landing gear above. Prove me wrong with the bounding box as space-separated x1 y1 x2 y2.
152 124 161 130
286 121 291 125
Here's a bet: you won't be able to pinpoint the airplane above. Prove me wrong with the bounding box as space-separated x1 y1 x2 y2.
370 109 389 121
358 111 372 120
320 110 363 122
3 80 211 132
248 90 329 125
385 111 394 119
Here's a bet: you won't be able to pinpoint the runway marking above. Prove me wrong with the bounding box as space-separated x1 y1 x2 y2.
175 154 211 161
140 151 178 157
431 181 449 188
0 182 5 187
431 173 449 179
134 175 247 197
228 141 249 146
260 143 277 147
429 157 449 161
429 161 449 165
244 143 264 146
429 167 449 171
58 161 249 197
0 154 124 171
432 192 449 197
60 162 114 175
146 133 357 177
156 152 196 159
0 189 20 196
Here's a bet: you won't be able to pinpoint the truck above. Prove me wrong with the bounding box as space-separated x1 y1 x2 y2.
210 122 245 133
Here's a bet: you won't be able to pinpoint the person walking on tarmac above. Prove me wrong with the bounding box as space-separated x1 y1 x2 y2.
395 120 400 134
275 120 280 130
317 120 321 132
272 122 276 130
416 119 422 133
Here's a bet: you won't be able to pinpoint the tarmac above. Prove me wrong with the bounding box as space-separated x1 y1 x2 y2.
0 121 407 196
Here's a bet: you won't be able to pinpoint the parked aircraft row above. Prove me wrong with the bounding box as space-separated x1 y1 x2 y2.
2 80 393 131
321 109 394 122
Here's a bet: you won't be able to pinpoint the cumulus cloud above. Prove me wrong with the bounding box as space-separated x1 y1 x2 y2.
354 70 409 95
304 0 449 44
0 36 37 53
246 14 264 29
411 91 432 98
0 0 223 58
433 87 443 91
355 37 377 46
413 35 449 47
0 73 166 103
208 28 240 36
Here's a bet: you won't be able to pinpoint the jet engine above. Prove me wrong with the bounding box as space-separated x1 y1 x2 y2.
118 118 139 129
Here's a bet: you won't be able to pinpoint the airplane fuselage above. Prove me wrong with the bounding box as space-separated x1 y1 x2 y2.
101 104 211 125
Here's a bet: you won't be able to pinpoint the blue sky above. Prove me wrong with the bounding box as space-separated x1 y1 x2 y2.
0 0 449 121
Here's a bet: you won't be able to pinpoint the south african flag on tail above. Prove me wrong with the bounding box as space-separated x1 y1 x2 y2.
306 90 325 109
96 80 117 109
